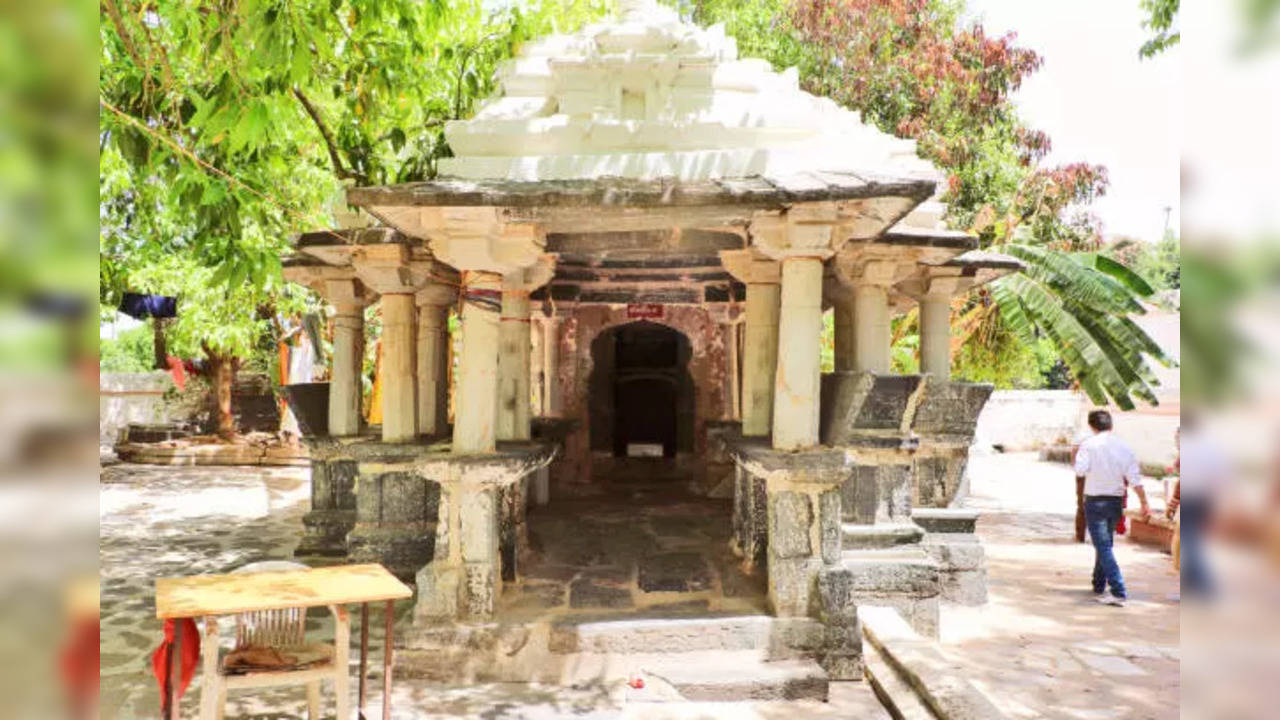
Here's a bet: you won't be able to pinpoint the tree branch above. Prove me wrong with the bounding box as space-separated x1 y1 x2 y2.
291 87 359 183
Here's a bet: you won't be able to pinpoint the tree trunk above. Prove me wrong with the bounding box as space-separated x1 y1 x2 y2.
204 348 236 440
152 317 169 370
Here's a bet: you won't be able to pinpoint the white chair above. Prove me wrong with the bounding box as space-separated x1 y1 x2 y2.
199 561 350 720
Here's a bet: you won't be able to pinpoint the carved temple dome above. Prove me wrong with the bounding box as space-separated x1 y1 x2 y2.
436 0 939 186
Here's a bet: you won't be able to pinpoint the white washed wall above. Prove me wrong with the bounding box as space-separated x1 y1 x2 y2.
99 372 173 447
973 390 1084 451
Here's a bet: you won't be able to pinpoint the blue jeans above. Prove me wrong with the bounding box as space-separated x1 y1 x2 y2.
1180 497 1214 597
1085 496 1126 598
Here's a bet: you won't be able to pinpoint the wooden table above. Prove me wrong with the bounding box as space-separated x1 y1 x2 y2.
156 563 412 720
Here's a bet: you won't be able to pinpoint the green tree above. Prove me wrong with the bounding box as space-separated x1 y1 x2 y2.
694 0 1174 408
1139 0 1180 58
99 0 609 434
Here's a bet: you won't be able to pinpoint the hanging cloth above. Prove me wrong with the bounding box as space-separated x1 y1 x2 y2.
119 292 178 320
150 618 200 715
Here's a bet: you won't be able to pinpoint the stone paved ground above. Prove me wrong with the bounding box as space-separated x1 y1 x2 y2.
503 483 768 620
943 452 1180 720
99 463 888 719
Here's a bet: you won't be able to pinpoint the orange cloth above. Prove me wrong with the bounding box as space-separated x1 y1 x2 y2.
165 356 187 391
59 617 99 718
151 618 200 714
367 340 383 424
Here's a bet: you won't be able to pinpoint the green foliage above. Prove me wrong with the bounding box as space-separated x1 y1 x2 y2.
952 322 1058 389
1108 232 1180 294
100 323 156 373
1139 0 1180 58
695 0 1169 405
99 0 608 371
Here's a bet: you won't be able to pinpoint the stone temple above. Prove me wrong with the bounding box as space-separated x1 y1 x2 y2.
283 0 1022 696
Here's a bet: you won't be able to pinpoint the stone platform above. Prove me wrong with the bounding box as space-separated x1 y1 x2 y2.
501 481 767 619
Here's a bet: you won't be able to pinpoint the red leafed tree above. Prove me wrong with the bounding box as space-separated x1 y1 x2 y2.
696 0 1173 409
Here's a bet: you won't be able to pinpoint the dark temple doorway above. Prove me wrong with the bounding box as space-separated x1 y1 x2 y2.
588 322 694 462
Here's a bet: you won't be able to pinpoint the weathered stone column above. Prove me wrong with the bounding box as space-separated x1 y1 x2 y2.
542 315 562 417
496 283 532 441
416 286 455 437
454 271 503 453
530 317 544 417
380 293 418 442
827 281 857 373
772 256 826 449
726 318 741 420
720 250 780 436
330 302 366 437
351 244 437 443
852 261 895 374
918 277 959 379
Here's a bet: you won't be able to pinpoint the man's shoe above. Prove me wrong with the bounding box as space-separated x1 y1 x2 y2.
1096 595 1126 607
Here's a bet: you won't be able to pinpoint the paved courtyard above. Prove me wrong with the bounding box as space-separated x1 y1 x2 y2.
99 453 1180 719
97 463 885 719
947 452 1180 720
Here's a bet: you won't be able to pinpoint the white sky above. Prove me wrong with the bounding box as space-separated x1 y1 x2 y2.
964 0 1180 244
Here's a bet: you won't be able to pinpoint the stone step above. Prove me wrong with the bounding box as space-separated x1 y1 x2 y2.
861 606 1008 719
549 613 825 656
575 649 828 702
841 522 924 549
864 640 937 720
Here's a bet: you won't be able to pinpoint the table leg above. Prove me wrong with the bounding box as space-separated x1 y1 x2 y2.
167 617 183 717
334 606 350 720
383 600 394 720
359 602 369 717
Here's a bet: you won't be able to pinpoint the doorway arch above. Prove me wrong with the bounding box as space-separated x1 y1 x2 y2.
588 321 695 459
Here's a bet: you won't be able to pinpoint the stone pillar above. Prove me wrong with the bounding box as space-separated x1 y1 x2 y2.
530 317 544 417
832 296 856 373
917 278 960 379
381 293 417 443
772 256 825 450
415 289 454 436
496 284 532 441
454 271 502 454
329 303 365 437
726 320 741 421
542 315 562 417
741 273 780 436
852 273 892 374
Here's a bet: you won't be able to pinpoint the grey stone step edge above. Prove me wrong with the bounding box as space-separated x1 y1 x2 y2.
860 605 1008 720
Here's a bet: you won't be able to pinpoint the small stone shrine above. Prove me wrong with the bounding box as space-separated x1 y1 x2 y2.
283 0 1022 693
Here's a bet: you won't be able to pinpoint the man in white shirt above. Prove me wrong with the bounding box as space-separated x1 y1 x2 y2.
1074 410 1151 606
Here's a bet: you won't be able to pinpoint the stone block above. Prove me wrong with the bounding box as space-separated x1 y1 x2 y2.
768 557 814 616
639 552 713 593
911 381 993 436
842 556 940 597
310 460 334 511
463 563 497 618
841 464 912 524
460 488 498 563
821 372 923 444
818 489 842 565
769 491 812 559
381 472 427 523
815 567 857 626
820 653 864 681
415 564 461 621
940 568 988 605
912 508 980 534
922 536 985 571
568 578 634 609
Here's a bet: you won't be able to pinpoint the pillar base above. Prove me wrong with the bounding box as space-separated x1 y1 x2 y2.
294 456 358 558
